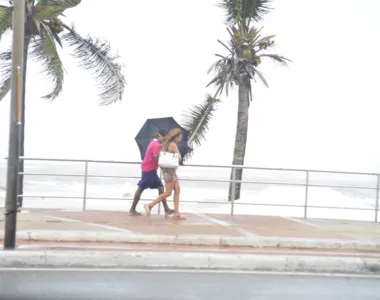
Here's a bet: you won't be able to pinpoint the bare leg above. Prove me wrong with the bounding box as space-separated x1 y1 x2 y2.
172 180 185 219
129 187 143 215
173 180 180 214
144 182 173 216
159 186 174 215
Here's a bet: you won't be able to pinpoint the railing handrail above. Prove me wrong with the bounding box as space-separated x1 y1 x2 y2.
7 156 380 177
16 172 379 190
3 156 379 222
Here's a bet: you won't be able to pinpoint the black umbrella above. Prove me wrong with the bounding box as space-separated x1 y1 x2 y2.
135 117 192 161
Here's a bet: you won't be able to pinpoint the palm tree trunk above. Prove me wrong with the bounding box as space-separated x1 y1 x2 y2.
228 82 250 201
16 35 31 209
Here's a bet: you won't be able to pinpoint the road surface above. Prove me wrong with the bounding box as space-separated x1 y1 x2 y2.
0 269 379 300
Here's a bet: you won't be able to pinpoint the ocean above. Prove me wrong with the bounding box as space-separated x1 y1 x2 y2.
0 159 378 221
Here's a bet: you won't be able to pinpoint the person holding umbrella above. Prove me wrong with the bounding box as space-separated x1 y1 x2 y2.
129 130 174 216
144 128 185 220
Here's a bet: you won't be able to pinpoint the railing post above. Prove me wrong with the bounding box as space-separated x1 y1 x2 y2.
83 161 88 211
230 167 236 216
304 171 309 219
375 175 379 223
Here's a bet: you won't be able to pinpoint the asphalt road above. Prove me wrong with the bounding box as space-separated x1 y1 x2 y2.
0 269 379 300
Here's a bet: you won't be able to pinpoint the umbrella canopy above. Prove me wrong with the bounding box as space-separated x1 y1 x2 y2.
135 117 192 161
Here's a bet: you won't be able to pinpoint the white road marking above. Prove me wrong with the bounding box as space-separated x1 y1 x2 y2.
193 213 259 238
281 216 329 230
44 215 133 234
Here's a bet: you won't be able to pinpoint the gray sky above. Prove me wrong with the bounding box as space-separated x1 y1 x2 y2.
0 0 380 172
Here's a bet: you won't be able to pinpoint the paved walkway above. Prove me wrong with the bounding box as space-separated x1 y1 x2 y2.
1 208 380 245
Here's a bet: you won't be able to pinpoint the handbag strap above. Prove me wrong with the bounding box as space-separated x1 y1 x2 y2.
164 142 172 152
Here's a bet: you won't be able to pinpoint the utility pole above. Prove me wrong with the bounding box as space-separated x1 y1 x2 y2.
4 0 25 250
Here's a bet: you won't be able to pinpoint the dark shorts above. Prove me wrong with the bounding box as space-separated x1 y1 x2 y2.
137 170 163 190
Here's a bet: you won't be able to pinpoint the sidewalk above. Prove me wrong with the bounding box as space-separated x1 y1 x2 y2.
1 208 380 251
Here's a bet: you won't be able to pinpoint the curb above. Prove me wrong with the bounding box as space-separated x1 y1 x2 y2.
0 250 380 274
0 231 379 251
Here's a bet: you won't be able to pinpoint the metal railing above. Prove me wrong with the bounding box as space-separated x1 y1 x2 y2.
12 157 380 222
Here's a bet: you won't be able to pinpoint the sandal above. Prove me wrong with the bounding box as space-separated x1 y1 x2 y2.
172 214 186 220
165 209 174 216
144 204 151 217
128 211 142 216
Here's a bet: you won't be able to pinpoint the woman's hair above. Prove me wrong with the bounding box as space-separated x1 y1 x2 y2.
160 128 182 151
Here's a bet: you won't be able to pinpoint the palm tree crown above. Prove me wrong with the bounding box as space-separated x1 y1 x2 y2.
0 0 126 105
207 24 291 101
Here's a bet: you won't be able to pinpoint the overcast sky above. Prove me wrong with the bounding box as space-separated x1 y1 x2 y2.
0 0 380 172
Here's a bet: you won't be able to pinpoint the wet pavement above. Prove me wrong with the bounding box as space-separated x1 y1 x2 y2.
1 208 380 245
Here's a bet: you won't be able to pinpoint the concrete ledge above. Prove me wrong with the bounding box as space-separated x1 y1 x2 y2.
0 230 379 251
0 250 380 274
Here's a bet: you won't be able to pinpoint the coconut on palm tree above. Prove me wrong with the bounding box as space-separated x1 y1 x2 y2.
207 23 290 201
0 0 126 207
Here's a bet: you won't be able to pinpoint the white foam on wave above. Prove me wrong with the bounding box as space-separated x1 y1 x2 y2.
25 180 63 187
195 186 377 221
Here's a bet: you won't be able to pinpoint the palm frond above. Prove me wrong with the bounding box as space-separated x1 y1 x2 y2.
217 39 233 54
0 5 12 40
255 34 275 45
51 29 63 47
206 74 221 88
219 0 272 25
180 142 195 164
207 57 236 95
207 59 225 74
35 0 81 20
0 50 12 101
259 54 291 66
248 64 268 87
40 20 63 47
182 94 220 147
30 23 64 101
244 0 272 22
61 25 126 105
37 0 53 4
181 151 193 163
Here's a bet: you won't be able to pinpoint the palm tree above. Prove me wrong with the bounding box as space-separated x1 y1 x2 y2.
179 1 283 200
0 0 126 207
207 23 290 201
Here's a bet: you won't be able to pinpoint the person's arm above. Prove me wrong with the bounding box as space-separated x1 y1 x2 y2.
153 142 161 161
